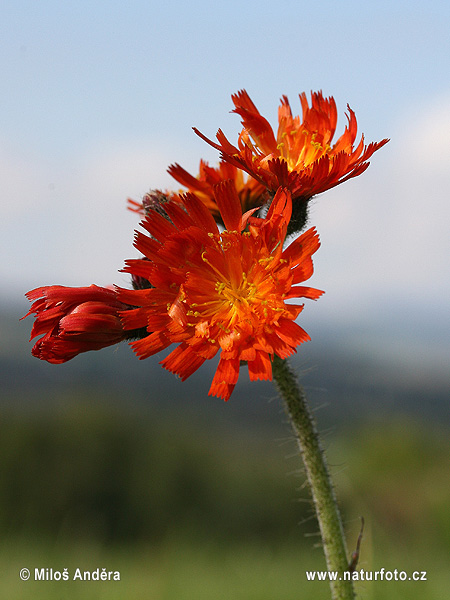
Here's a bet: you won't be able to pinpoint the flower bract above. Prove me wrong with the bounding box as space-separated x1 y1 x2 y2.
127 189 178 216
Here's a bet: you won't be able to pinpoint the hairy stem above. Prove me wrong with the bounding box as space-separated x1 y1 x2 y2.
272 355 355 600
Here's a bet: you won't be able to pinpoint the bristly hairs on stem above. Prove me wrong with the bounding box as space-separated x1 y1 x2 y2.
272 355 355 600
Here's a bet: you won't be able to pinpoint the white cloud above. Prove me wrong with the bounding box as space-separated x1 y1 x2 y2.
309 94 450 322
4 139 184 295
0 143 54 221
400 94 450 171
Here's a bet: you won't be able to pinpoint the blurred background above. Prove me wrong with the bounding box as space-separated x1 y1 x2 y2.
1 1 450 598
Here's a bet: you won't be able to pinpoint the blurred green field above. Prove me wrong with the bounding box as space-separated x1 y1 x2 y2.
2 536 446 600
0 398 449 599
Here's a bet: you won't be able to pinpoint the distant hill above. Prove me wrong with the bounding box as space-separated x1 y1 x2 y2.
2 309 449 430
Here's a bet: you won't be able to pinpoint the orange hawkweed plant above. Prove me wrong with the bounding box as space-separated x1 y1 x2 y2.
118 183 323 401
24 88 387 600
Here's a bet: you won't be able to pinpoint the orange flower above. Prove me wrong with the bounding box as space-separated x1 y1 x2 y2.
194 90 389 203
127 162 267 225
167 159 267 221
118 184 323 401
23 285 129 363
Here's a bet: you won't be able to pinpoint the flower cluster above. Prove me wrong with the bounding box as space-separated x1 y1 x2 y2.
24 88 387 399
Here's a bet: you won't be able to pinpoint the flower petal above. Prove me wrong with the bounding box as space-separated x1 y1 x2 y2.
247 351 272 381
209 357 240 401
161 343 206 381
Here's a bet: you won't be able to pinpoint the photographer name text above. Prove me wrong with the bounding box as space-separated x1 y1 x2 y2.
20 567 120 582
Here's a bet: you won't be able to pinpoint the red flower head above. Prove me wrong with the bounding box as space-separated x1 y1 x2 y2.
118 184 323 401
167 159 267 222
23 285 129 363
194 90 389 205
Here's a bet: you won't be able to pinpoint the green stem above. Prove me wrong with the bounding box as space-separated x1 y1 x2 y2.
272 355 355 600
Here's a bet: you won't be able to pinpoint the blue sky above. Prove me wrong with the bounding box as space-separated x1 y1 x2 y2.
2 1 450 367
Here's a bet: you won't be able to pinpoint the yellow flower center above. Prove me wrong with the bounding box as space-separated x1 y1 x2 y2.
276 128 333 172
215 276 258 320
